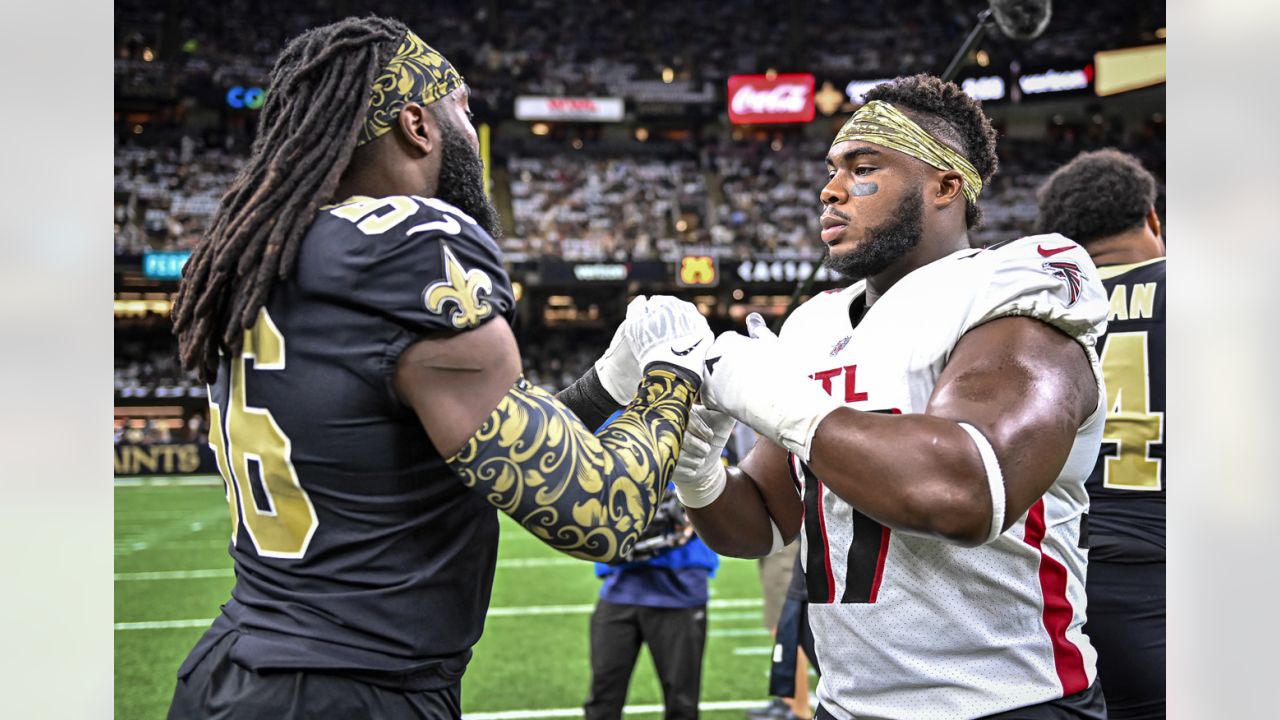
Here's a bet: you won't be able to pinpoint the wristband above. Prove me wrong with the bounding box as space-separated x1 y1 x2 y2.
556 366 624 430
957 422 1006 544
767 518 786 555
673 460 727 509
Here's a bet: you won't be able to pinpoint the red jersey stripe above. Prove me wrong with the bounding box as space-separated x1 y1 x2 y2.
1023 499 1089 696
867 526 892 603
816 482 836 604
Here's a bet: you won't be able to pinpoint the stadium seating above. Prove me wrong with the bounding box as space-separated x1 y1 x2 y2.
113 0 1165 425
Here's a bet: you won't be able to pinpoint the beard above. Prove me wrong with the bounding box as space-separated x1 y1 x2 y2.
435 119 503 238
822 187 924 281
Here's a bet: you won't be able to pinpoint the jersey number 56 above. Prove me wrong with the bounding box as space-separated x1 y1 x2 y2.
208 309 318 558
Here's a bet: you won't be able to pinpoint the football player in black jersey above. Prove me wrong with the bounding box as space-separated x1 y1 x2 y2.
1037 149 1166 720
166 16 712 719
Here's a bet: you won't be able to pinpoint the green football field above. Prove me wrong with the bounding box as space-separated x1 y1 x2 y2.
115 479 811 718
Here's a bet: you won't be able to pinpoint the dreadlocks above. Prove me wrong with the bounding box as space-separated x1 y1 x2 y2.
172 16 409 383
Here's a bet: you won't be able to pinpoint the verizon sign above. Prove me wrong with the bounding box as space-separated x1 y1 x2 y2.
514 96 625 122
727 74 815 124
1018 66 1094 95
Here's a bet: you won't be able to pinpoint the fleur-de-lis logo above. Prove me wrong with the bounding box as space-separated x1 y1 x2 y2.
423 242 494 329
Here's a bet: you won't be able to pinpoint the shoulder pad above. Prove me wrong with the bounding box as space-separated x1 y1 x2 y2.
304 195 515 333
959 234 1109 343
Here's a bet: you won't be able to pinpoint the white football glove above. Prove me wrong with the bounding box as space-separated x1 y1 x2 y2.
672 404 736 508
702 313 843 462
593 296 647 404
624 295 714 381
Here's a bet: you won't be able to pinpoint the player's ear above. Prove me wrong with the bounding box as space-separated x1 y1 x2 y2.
933 169 964 209
396 102 435 158
1145 206 1162 240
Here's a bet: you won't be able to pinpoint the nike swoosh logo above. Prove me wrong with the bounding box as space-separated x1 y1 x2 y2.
1037 244 1075 257
672 339 703 356
704 356 720 374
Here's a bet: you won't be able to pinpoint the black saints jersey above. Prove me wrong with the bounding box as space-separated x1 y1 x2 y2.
178 195 517 690
1086 258 1165 563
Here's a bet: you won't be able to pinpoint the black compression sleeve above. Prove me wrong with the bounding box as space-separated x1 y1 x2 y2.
556 366 626 430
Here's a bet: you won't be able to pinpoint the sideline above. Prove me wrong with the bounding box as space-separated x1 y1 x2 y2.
464 699 768 719
115 475 223 487
115 598 764 631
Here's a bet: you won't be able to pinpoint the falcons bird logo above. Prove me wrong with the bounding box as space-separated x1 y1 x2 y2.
830 335 851 356
1042 261 1084 306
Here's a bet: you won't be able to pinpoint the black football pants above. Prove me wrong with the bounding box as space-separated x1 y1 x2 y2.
1085 560 1165 720
167 632 462 719
584 599 707 720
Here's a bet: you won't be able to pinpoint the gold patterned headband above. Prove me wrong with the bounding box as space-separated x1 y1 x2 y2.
356 31 465 146
832 100 983 204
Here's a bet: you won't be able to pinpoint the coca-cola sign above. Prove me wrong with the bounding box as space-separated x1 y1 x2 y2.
727 74 816 124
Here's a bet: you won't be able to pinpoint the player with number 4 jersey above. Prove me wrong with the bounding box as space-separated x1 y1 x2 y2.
1038 149 1166 720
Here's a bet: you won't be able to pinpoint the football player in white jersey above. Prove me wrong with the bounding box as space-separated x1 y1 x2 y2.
665 75 1111 719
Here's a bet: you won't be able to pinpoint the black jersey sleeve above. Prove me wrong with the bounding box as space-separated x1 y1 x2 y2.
309 195 516 336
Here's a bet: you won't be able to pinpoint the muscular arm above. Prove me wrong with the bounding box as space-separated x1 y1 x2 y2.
806 316 1098 546
393 317 697 561
393 317 522 457
687 437 804 558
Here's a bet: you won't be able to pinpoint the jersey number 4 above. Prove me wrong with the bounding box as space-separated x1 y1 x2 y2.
1099 331 1164 491
208 309 318 558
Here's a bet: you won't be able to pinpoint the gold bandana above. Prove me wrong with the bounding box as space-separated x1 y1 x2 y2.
832 100 983 204
356 31 465 146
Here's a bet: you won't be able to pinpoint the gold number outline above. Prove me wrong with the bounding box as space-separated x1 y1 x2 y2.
329 196 420 235
209 309 319 558
207 400 239 544
1099 330 1165 491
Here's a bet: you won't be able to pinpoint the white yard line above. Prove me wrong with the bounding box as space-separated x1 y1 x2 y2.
707 628 770 638
114 506 230 556
126 540 232 551
113 618 213 630
114 476 225 487
115 598 763 630
707 611 763 622
463 699 768 719
115 568 233 581
115 556 585 581
485 603 595 617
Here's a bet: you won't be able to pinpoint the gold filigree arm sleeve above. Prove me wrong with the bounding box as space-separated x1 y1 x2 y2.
446 367 698 562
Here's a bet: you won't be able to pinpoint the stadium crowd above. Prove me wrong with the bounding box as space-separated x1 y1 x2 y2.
114 0 1165 443
116 315 204 399
115 116 1164 260
115 0 1163 105
113 6 1168 719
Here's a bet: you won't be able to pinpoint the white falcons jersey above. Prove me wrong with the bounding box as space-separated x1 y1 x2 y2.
778 235 1109 719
